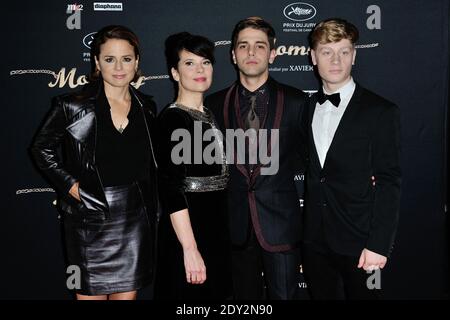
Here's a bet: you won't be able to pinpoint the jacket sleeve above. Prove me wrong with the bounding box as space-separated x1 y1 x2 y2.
156 109 189 215
30 96 78 196
366 103 402 257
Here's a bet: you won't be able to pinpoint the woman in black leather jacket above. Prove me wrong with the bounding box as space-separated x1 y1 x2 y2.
30 25 158 300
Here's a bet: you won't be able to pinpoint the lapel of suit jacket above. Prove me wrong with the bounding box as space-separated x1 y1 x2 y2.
252 78 284 186
308 93 323 171
322 83 364 171
223 82 249 183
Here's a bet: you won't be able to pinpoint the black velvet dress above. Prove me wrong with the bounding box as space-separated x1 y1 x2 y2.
154 103 233 300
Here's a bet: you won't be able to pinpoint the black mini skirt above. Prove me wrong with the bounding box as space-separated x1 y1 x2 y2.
63 182 153 296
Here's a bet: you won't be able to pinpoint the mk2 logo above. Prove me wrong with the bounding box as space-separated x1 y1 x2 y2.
66 3 83 30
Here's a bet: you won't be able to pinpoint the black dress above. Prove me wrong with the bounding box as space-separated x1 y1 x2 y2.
63 90 154 295
154 103 233 300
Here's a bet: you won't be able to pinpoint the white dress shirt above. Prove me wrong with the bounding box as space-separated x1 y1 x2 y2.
312 78 356 168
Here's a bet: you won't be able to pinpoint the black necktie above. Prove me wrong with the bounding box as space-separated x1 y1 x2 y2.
245 94 260 130
317 89 341 107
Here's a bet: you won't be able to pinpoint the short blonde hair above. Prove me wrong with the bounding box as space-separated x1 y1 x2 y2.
310 18 359 49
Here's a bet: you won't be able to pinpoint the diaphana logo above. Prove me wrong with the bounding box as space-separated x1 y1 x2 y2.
283 2 317 22
171 121 280 176
93 2 123 11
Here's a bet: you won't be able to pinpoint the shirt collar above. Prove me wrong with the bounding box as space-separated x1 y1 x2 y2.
239 79 269 97
323 77 355 101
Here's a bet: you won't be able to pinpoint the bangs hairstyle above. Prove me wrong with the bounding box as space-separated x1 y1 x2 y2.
165 32 215 71
89 25 142 82
309 18 359 50
231 16 276 50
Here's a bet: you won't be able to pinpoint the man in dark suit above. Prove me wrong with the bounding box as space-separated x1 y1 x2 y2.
302 18 401 299
205 17 307 299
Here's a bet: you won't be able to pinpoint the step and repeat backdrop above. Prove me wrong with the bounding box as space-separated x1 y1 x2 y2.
2 0 448 299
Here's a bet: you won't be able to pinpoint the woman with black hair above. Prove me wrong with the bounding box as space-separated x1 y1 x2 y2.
154 32 233 300
31 25 158 300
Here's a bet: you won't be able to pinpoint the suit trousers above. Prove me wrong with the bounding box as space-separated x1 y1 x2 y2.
231 226 300 300
302 244 380 300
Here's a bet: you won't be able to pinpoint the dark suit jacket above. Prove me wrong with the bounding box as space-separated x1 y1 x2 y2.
303 83 401 257
205 77 307 252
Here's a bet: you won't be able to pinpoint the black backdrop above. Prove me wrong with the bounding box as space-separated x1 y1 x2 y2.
1 0 448 299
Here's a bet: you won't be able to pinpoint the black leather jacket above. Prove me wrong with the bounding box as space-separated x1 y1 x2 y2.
30 83 159 220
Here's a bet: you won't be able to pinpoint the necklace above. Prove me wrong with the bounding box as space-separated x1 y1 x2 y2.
172 103 212 123
175 101 204 112
118 119 127 134
111 100 131 134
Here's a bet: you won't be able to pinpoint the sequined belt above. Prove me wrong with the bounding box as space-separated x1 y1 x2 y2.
184 174 229 192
